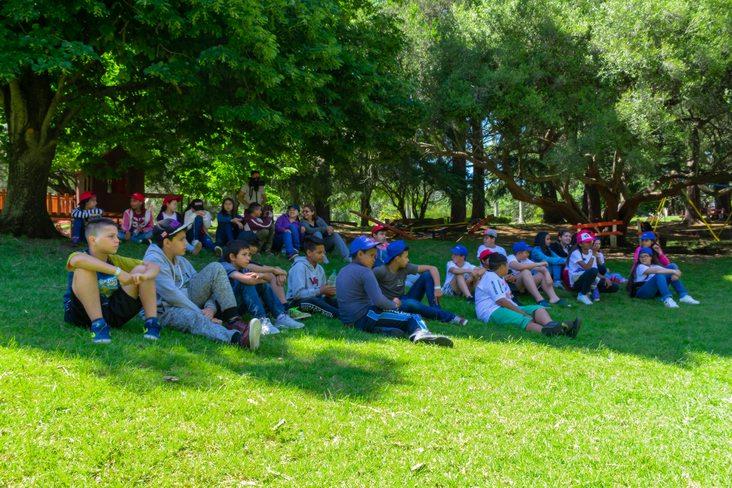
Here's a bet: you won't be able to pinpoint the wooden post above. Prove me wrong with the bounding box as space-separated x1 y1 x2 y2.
610 223 617 247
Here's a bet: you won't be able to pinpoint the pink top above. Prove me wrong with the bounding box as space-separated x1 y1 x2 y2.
121 208 153 233
632 245 670 266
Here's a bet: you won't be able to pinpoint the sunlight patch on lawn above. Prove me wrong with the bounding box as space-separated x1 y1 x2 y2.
724 274 732 283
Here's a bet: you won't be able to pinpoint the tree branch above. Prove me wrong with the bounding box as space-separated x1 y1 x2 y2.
40 74 67 145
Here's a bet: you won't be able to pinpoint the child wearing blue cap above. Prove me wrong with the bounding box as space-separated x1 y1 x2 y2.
507 241 567 308
442 244 484 301
629 247 699 307
335 236 454 347
632 231 672 267
476 253 580 338
374 241 469 326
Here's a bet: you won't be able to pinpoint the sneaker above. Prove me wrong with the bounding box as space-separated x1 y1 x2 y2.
562 318 582 339
550 298 570 308
451 316 469 326
577 293 593 306
91 320 111 344
238 318 262 350
554 282 564 290
225 317 249 335
287 253 298 261
411 330 454 347
260 318 280 335
214 246 223 257
143 321 161 341
592 288 600 302
191 240 202 255
663 297 679 308
299 302 335 319
275 313 305 330
288 307 312 320
679 295 700 305
541 322 564 336
466 296 475 303
537 300 552 308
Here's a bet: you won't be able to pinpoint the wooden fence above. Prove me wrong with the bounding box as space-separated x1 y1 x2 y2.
0 190 77 217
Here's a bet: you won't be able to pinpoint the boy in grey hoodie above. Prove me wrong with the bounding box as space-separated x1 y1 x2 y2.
144 219 261 350
286 237 339 318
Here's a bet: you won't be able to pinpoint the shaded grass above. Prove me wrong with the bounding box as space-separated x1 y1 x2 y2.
0 235 730 486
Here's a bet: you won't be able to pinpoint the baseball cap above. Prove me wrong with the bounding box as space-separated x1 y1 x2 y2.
190 199 205 211
451 244 468 256
479 248 493 261
512 241 532 253
153 218 191 243
130 192 145 202
638 246 654 256
288 204 300 211
371 224 388 235
163 194 182 206
484 228 498 237
78 191 95 203
576 231 595 244
348 235 379 257
640 231 656 241
385 240 409 263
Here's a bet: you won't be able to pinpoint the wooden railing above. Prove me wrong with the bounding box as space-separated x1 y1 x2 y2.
0 190 77 217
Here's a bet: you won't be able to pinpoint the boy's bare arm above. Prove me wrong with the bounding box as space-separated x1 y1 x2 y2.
496 297 529 315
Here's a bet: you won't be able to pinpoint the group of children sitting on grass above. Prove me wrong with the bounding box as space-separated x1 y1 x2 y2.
65 194 701 351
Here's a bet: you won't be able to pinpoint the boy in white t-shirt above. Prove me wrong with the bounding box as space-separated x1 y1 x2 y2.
476 228 507 260
475 253 580 337
442 244 484 300
507 241 567 307
566 231 601 305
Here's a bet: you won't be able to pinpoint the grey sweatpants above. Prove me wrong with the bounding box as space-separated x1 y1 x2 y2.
160 262 239 343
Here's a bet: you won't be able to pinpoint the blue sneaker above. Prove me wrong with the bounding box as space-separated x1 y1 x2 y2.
537 300 552 308
91 320 111 344
143 320 161 341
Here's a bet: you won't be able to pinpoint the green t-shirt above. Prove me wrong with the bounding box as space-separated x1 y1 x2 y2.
372 263 419 299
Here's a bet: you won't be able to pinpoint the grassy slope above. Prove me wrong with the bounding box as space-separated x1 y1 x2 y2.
0 235 730 487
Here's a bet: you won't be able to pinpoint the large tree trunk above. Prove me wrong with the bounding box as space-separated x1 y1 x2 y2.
684 126 701 224
359 188 373 227
449 155 467 223
541 183 565 223
313 160 332 222
469 118 486 220
0 75 62 238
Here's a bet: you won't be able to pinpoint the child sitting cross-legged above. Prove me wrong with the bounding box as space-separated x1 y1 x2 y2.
441 244 485 302
286 237 340 319
119 193 154 244
476 253 581 338
336 236 454 347
220 240 305 335
508 241 568 308
374 240 468 326
629 247 700 308
64 217 161 343
144 219 262 349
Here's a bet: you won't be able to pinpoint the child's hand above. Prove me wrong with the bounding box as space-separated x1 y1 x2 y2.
392 297 402 308
326 226 334 235
320 285 336 297
276 274 286 286
202 308 216 320
538 261 548 268
434 287 443 303
124 231 131 241
118 271 142 286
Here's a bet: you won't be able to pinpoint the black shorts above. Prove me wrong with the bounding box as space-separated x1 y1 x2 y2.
64 288 142 328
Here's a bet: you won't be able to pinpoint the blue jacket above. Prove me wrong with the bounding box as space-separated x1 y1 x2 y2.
530 247 565 266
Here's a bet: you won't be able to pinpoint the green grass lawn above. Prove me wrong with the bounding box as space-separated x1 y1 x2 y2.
0 235 730 486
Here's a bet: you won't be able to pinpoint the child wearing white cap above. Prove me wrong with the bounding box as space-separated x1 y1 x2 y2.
476 228 507 260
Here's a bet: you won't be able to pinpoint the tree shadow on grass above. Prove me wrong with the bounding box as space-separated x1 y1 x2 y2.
0 319 406 402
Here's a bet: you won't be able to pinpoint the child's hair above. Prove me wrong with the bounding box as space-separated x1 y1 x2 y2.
224 240 250 263
302 204 317 219
628 249 659 296
247 202 262 216
186 198 204 212
85 217 117 238
533 231 551 254
219 197 237 216
241 234 261 249
487 253 508 271
303 236 325 252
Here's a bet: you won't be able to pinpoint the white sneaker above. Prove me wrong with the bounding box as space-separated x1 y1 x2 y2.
679 295 700 305
663 297 679 308
260 318 280 335
276 313 305 329
451 316 469 326
577 293 593 306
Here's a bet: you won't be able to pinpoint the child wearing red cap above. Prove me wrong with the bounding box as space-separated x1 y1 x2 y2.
157 195 201 255
119 193 153 244
371 225 390 267
70 191 103 245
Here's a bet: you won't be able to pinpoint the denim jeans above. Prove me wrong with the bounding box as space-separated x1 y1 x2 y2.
118 230 152 243
187 215 216 251
71 218 86 245
399 272 455 322
549 263 563 282
635 264 688 300
274 223 301 255
354 306 428 337
234 282 284 318
215 220 238 247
